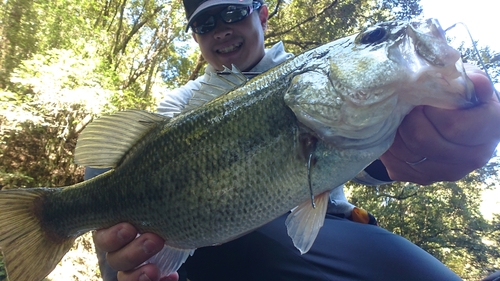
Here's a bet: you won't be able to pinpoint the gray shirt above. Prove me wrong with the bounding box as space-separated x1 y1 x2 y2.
158 42 293 117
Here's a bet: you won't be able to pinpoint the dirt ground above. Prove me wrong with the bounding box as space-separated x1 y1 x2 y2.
45 232 101 281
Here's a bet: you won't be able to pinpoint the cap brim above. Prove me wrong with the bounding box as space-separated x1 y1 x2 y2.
185 0 253 32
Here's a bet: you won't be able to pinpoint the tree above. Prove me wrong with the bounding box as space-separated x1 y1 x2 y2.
347 163 500 280
0 0 195 98
265 0 422 53
4 0 500 279
0 0 39 87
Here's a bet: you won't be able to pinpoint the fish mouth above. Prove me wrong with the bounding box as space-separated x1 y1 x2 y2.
400 18 476 108
408 19 460 67
216 42 243 54
410 19 446 41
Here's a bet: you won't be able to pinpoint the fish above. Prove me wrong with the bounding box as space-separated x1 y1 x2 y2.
0 18 476 281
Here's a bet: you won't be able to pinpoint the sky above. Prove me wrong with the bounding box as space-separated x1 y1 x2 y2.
420 0 498 52
420 0 499 219
420 0 499 92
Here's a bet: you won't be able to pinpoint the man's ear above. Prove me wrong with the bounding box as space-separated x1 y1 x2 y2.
192 32 199 43
259 4 269 31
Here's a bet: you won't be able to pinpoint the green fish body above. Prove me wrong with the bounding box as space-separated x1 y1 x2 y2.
0 19 475 280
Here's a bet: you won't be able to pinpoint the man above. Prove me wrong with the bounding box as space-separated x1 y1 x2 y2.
91 0 500 280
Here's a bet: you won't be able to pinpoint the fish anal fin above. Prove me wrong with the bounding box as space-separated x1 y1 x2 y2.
285 191 330 254
75 110 167 168
0 188 76 281
145 245 195 278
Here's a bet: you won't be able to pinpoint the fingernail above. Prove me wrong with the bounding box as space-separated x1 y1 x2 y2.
142 239 157 254
117 227 133 241
139 273 152 281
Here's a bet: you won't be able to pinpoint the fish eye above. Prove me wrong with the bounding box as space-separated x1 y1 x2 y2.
358 27 387 45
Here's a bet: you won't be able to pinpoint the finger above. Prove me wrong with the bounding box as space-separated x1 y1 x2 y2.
463 63 482 74
116 265 179 281
160 273 180 281
107 233 165 271
423 102 500 147
385 128 423 164
117 263 160 281
380 150 429 184
94 223 138 252
395 107 476 164
467 70 495 103
383 131 493 184
380 150 474 185
420 68 500 147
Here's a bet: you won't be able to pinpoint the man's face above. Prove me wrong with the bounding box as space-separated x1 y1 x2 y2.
192 4 268 71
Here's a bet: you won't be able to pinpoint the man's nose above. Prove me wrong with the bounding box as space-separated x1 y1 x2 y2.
213 20 232 39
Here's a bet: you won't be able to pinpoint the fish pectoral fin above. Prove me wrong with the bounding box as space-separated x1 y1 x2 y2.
0 188 76 281
146 245 195 277
74 110 167 168
285 190 330 254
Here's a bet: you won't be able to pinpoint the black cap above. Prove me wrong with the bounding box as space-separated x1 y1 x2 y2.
183 0 253 32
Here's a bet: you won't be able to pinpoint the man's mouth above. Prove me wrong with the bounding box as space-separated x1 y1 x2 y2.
216 42 242 54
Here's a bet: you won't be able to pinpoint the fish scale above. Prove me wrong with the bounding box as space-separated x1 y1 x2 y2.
0 19 476 280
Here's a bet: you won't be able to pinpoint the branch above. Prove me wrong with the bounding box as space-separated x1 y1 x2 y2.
266 0 339 39
112 5 165 58
376 191 418 200
188 53 206 81
112 0 127 58
267 0 283 20
124 17 171 89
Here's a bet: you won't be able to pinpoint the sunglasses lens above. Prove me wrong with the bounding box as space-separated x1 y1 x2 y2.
221 6 249 23
191 2 260 34
192 16 216 34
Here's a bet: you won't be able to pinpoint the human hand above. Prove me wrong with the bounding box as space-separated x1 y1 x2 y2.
93 223 177 281
380 65 500 185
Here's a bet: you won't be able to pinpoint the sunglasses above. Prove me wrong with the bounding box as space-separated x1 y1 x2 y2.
191 1 262 34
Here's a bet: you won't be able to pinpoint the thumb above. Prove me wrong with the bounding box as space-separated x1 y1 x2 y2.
160 273 180 281
467 69 496 103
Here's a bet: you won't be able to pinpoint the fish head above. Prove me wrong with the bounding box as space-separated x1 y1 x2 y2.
390 18 476 108
284 19 475 147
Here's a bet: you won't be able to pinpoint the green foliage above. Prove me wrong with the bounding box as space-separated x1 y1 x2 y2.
445 27 499 90
380 0 423 21
0 43 115 189
460 44 500 85
347 165 500 280
1 0 499 279
0 0 190 190
0 98 87 188
0 0 195 94
486 214 500 271
0 0 103 87
265 0 422 54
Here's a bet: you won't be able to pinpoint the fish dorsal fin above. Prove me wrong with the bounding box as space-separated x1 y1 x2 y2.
146 245 195 278
75 110 167 168
285 190 330 254
181 65 247 114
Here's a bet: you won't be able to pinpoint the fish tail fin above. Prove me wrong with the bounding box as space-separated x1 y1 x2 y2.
0 188 75 281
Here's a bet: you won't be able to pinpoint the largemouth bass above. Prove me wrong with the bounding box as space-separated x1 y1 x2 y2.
0 19 475 280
